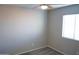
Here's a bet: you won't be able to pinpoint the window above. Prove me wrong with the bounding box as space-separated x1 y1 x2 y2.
62 14 79 40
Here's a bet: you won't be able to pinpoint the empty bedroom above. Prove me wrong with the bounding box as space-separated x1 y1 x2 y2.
0 4 79 55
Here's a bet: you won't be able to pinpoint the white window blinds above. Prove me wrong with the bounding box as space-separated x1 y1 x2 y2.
62 14 79 40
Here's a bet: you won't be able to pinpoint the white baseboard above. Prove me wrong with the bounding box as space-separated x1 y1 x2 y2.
0 53 10 55
15 45 66 55
47 45 65 55
16 45 47 55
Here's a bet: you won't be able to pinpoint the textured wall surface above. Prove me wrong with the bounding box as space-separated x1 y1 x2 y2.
0 5 47 54
48 5 79 55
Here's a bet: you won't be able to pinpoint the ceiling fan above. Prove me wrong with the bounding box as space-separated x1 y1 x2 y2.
33 4 53 10
32 4 72 10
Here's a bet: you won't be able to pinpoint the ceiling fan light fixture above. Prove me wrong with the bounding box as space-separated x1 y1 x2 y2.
40 5 48 10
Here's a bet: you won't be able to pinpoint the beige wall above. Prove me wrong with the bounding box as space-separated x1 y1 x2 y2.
0 5 47 54
48 5 79 55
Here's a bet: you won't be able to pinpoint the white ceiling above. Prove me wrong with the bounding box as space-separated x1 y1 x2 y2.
50 4 72 9
12 4 72 9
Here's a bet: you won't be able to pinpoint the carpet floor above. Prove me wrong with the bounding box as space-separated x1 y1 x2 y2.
21 47 63 55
